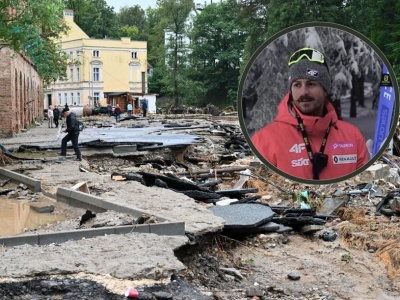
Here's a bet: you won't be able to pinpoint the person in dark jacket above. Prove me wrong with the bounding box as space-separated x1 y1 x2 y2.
60 108 82 161
142 99 148 117
53 106 61 128
114 104 121 122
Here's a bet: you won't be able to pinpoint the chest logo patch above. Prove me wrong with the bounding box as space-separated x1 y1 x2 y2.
332 154 357 164
331 142 355 150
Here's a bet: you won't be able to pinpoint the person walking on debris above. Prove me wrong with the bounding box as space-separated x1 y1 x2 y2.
251 47 368 180
142 99 148 117
47 106 54 128
53 106 60 128
127 102 133 117
107 103 112 117
60 107 82 161
114 104 121 122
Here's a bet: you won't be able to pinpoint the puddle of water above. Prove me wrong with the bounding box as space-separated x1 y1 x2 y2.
0 198 66 237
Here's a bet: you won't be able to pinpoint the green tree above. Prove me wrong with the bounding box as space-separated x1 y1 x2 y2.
190 0 247 107
118 5 146 39
157 0 194 107
63 0 91 26
118 25 139 40
238 0 269 72
0 0 69 83
365 0 400 79
64 0 119 39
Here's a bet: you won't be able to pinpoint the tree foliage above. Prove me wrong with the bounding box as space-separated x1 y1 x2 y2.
190 0 247 107
0 0 69 83
118 5 146 39
157 0 194 107
4 0 399 106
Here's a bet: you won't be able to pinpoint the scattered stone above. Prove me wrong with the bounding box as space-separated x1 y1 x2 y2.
219 267 244 280
276 224 293 234
287 271 301 281
300 225 324 234
30 205 55 213
319 230 338 242
246 286 264 297
151 291 173 300
359 164 390 181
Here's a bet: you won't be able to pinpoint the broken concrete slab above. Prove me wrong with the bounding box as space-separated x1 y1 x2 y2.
0 233 188 281
21 163 225 236
319 197 347 215
276 224 293 233
300 225 325 234
359 164 390 181
30 205 55 213
209 203 275 230
251 221 280 233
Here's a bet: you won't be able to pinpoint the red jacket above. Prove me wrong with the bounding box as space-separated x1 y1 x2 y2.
251 93 369 180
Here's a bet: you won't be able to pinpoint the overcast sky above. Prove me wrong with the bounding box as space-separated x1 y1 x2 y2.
105 0 158 12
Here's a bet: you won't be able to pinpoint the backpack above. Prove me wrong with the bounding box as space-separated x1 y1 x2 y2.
77 120 85 131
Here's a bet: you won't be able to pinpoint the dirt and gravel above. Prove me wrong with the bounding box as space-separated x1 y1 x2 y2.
0 115 399 300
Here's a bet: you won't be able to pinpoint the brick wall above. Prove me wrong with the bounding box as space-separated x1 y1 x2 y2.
0 47 43 137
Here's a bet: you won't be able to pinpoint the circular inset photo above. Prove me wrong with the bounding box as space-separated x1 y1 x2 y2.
238 22 399 184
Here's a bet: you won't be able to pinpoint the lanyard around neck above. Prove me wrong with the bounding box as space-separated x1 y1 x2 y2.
295 113 332 161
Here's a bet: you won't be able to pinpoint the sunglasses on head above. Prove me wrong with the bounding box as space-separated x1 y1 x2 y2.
288 48 326 67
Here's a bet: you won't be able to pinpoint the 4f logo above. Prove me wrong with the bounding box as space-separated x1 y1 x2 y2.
306 69 319 77
289 143 305 154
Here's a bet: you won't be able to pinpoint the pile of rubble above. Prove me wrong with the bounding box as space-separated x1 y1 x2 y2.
1 114 400 298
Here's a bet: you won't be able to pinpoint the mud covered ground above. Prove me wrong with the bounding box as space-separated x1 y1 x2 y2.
0 115 399 299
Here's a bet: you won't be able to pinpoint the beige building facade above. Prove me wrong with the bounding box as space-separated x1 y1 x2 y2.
45 10 148 110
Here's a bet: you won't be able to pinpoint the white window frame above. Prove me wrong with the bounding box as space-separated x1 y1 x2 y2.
131 51 137 59
64 93 67 104
93 66 100 82
93 50 100 57
58 93 62 105
70 92 74 105
77 92 81 105
70 67 74 82
76 67 80 82
93 92 100 105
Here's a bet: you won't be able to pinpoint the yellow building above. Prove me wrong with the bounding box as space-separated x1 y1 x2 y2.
45 10 148 110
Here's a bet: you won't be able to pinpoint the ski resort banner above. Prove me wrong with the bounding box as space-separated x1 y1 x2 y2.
372 64 395 156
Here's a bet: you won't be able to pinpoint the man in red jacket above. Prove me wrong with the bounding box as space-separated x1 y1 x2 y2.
251 48 368 181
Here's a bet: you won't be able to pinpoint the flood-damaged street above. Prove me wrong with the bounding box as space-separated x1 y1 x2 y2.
0 113 399 300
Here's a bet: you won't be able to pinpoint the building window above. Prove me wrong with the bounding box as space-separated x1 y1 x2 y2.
94 92 100 106
64 93 68 104
131 51 137 59
58 93 62 105
70 68 74 82
70 93 74 105
93 67 100 81
77 92 81 105
130 63 140 82
69 51 73 59
93 50 100 57
76 67 80 82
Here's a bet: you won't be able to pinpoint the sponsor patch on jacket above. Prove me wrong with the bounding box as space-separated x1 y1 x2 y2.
332 154 357 164
331 142 355 150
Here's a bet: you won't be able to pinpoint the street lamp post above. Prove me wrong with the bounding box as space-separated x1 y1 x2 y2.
77 51 93 107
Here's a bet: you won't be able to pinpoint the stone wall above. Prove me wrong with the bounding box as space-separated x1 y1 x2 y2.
0 47 43 137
